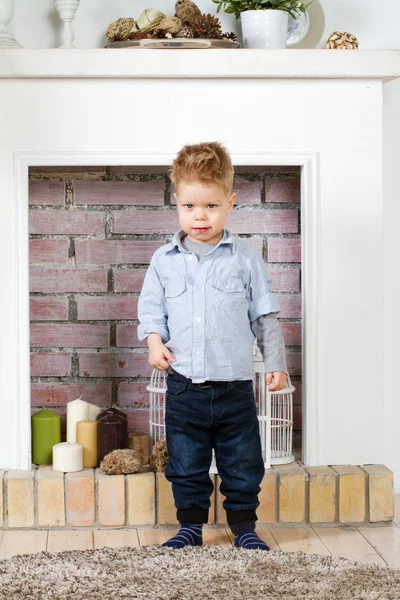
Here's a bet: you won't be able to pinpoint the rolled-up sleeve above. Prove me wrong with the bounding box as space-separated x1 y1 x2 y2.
137 254 170 343
248 252 280 322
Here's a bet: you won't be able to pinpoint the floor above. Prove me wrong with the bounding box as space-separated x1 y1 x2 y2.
1 496 399 566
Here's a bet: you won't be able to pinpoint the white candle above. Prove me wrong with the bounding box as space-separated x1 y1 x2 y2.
88 402 101 421
52 442 83 472
67 398 89 443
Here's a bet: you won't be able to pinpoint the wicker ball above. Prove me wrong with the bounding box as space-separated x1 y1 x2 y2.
149 438 169 473
326 31 359 49
106 18 137 41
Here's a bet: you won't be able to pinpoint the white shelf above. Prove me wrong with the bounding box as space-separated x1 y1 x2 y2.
0 48 399 81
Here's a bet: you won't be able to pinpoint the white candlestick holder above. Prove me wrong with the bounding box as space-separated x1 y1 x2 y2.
0 0 22 48
54 0 80 49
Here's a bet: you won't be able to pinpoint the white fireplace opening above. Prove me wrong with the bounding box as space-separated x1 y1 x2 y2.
19 152 316 472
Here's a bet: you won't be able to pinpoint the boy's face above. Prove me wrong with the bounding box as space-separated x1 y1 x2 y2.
174 180 236 245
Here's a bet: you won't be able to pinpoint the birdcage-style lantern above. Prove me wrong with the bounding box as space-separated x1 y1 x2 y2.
147 341 296 472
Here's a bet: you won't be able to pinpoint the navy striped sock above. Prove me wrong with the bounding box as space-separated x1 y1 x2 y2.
230 520 270 551
162 522 203 549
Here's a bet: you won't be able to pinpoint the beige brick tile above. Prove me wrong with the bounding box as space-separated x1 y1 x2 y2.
98 471 125 526
127 471 155 525
6 470 34 528
361 465 394 522
306 466 336 523
332 465 366 523
37 466 65 527
275 464 306 523
66 469 95 526
258 470 277 524
157 473 178 525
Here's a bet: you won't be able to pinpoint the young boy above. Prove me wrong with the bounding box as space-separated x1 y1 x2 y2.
138 142 288 551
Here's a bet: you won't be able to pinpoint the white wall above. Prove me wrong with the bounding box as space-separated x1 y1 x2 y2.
9 0 400 49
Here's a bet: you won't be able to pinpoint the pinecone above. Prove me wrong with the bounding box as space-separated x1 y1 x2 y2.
191 13 223 39
325 31 359 49
222 31 237 41
178 25 195 38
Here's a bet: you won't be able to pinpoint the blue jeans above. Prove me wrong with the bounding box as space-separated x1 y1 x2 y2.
164 372 265 525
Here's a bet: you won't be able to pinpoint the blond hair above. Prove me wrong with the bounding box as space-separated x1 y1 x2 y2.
170 141 234 196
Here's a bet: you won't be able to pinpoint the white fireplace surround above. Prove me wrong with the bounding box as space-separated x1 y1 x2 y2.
1 49 400 488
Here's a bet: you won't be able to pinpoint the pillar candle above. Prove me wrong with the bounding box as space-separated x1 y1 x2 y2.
88 403 101 421
53 442 83 472
67 398 89 443
31 409 61 465
98 413 128 463
97 406 128 422
76 420 98 467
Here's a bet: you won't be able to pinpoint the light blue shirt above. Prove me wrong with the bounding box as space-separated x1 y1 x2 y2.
137 228 280 383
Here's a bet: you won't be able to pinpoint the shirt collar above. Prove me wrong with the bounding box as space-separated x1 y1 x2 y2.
166 228 236 254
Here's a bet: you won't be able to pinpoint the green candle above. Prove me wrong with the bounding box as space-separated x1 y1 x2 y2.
31 409 61 465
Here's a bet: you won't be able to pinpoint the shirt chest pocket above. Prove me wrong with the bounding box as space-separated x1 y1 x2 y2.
210 276 248 312
165 279 187 320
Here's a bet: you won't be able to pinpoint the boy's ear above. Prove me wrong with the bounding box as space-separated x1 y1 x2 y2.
228 192 236 212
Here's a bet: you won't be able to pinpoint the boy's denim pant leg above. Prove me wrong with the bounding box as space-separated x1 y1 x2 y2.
164 375 265 526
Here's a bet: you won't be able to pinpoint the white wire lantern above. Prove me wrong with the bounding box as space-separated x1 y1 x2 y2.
146 341 296 472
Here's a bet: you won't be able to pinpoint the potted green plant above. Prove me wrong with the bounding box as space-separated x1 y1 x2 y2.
211 0 312 49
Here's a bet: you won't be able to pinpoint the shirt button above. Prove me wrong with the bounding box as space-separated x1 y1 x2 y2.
188 255 193 261
226 283 230 289
196 317 201 323
195 351 201 356
196 286 201 292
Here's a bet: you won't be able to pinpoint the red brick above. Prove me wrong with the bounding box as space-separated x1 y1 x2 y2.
29 181 65 205
30 353 71 376
241 237 263 255
233 181 261 204
30 267 107 292
116 325 147 348
276 295 302 319
266 179 301 203
29 210 105 234
286 350 302 377
109 166 169 174
31 382 112 407
269 268 301 292
235 166 300 174
112 209 298 234
30 167 106 174
75 240 163 265
29 240 69 264
280 322 302 346
30 297 69 321
113 269 146 292
117 381 151 407
126 409 150 433
79 353 151 378
268 238 301 263
77 297 138 320
30 324 110 348
74 180 164 206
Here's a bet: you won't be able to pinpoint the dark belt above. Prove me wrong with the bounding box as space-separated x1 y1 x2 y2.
167 366 227 388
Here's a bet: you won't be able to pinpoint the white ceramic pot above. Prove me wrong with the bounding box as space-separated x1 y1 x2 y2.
241 9 289 49
0 0 21 47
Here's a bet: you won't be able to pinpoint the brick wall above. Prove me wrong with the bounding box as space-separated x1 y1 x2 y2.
29 166 302 441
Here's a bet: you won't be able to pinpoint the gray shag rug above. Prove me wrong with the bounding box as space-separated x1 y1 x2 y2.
0 545 399 600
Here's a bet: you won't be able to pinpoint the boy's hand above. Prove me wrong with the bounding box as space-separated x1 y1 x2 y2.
266 372 287 392
147 333 176 371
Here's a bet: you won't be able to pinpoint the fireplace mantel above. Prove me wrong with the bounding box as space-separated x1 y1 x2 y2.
1 48 400 492
0 49 399 81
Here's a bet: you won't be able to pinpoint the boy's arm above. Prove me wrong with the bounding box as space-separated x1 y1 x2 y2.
251 314 288 376
137 255 169 344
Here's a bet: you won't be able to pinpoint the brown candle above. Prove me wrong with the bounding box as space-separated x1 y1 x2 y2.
97 411 128 463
